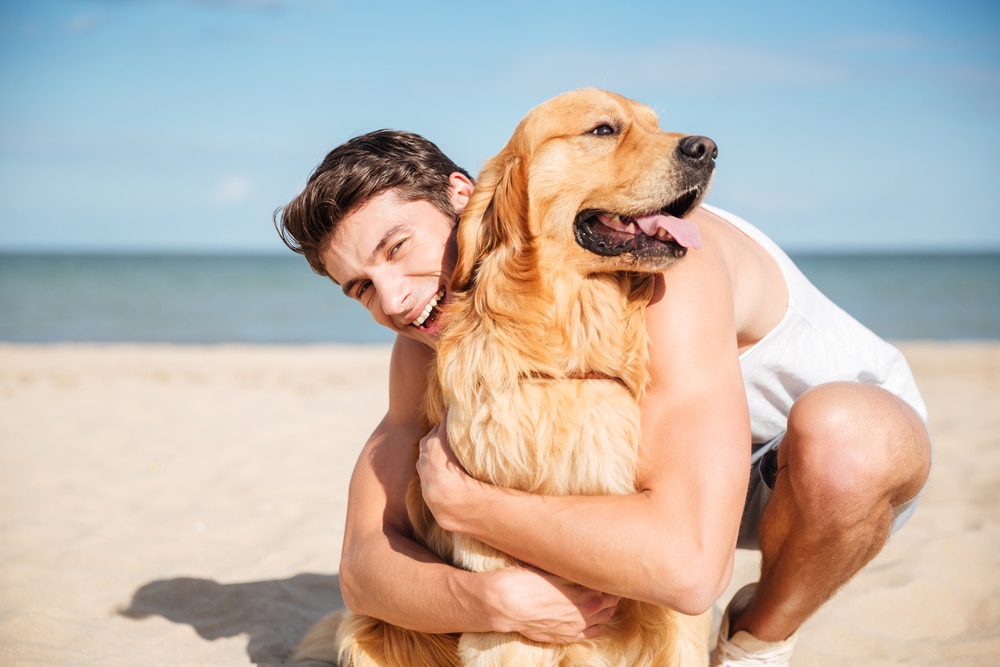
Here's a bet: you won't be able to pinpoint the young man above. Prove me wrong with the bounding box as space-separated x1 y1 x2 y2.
275 129 931 666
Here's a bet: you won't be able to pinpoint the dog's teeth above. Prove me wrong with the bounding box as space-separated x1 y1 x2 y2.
657 229 668 238
626 223 637 233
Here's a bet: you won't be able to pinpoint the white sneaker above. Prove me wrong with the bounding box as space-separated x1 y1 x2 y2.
711 583 797 666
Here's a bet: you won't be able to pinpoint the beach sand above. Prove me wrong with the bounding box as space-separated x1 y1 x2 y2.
0 342 997 666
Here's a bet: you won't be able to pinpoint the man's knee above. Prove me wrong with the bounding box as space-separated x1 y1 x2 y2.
782 382 930 517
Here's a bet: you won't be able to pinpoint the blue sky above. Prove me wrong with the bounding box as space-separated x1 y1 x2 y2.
0 0 997 253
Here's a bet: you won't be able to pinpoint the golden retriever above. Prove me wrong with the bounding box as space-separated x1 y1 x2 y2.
297 88 717 666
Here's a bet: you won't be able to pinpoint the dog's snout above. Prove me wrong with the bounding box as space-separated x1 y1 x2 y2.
678 135 718 163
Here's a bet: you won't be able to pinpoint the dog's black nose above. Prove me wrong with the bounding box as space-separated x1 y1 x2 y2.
678 136 718 163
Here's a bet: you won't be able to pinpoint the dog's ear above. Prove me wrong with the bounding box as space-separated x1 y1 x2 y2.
452 148 531 292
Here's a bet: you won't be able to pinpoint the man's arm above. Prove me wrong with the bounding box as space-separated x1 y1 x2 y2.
417 237 752 615
337 335 620 641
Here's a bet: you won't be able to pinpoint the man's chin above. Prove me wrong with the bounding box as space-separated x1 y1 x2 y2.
401 324 439 349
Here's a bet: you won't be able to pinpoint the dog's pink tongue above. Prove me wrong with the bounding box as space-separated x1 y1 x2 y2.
635 213 703 250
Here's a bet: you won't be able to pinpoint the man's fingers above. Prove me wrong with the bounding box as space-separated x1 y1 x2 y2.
577 594 620 640
583 591 620 615
580 606 618 641
598 599 620 624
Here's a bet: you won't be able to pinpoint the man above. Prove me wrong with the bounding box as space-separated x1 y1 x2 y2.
275 128 931 666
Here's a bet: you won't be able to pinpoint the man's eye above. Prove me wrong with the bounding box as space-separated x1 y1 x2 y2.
590 123 617 136
355 281 372 299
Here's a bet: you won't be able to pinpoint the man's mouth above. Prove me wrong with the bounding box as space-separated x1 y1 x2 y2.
413 287 445 328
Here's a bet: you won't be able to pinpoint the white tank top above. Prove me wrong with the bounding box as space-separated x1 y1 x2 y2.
703 205 929 443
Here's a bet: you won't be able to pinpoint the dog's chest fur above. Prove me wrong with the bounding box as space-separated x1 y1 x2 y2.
428 272 653 499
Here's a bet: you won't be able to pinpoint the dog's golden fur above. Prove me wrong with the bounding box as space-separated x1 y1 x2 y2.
297 88 715 666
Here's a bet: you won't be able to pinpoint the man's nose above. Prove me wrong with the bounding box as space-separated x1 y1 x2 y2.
376 275 411 316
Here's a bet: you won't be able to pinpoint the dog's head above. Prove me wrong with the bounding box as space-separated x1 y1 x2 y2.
453 88 717 291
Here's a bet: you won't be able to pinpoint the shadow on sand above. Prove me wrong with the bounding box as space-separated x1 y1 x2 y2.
119 572 343 666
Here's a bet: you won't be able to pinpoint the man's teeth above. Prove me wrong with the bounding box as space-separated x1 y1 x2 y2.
413 288 445 327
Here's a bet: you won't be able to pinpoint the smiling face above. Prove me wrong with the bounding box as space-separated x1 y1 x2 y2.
322 177 471 348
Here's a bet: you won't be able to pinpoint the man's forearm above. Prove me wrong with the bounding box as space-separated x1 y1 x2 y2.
341 523 625 643
429 480 734 615
339 529 499 634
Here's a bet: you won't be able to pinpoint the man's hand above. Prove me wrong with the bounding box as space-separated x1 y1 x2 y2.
418 419 621 642
416 418 478 531
483 566 620 643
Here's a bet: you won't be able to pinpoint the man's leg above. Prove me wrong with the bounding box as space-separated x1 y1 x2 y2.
727 382 931 643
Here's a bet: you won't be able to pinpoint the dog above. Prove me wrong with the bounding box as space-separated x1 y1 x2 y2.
297 88 718 666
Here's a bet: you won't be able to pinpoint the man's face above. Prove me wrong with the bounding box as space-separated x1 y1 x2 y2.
323 182 469 348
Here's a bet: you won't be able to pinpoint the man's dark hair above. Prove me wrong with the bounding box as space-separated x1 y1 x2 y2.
274 130 472 277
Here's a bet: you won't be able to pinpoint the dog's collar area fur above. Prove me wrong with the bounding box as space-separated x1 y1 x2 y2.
523 369 630 389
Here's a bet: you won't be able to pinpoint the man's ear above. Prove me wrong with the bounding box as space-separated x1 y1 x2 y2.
448 172 475 216
450 147 530 294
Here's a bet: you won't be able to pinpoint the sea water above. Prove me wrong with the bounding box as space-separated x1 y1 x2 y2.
0 252 997 343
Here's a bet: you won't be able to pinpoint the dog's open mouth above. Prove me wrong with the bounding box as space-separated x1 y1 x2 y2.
573 188 703 260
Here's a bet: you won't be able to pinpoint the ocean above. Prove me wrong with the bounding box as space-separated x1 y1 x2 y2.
0 252 997 343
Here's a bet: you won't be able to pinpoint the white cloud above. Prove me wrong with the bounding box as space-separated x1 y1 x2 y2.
68 13 100 33
822 31 925 52
214 175 254 204
188 0 292 7
488 42 847 97
82 0 297 8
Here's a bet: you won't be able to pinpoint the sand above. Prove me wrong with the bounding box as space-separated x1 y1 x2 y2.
0 341 997 666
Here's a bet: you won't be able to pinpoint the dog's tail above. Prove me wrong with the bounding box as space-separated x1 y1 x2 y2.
293 610 460 667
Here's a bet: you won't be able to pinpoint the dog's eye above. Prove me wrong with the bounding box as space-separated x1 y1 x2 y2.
590 123 617 136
